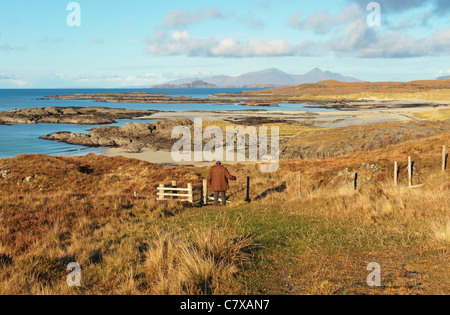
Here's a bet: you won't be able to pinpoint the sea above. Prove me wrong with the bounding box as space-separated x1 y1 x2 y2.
0 88 334 158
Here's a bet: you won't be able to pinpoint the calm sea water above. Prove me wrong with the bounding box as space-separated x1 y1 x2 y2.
0 88 334 158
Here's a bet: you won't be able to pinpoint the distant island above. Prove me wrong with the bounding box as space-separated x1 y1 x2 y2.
152 68 363 89
154 80 217 89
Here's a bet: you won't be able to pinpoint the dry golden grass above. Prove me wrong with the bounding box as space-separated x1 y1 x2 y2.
144 220 254 295
249 79 450 97
431 219 450 245
223 166 449 295
0 122 449 295
0 154 256 295
203 120 311 137
285 90 450 102
414 108 450 121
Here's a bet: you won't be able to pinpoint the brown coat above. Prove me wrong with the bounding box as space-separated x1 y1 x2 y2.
207 164 236 192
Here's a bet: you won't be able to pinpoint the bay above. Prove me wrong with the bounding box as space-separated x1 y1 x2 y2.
0 88 334 158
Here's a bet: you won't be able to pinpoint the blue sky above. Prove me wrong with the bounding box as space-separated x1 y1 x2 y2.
0 0 450 88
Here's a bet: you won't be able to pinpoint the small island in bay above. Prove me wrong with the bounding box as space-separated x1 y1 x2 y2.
0 107 159 125
153 80 217 89
46 92 238 104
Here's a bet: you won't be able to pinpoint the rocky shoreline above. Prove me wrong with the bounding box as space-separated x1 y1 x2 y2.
43 91 368 107
40 116 450 160
45 92 298 107
0 107 159 125
41 118 193 153
46 92 239 104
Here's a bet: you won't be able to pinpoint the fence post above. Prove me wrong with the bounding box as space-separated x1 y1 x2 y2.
298 171 302 198
345 168 349 187
245 176 251 202
394 161 398 187
188 183 193 203
443 145 447 172
408 156 413 188
354 172 358 190
172 180 178 200
203 179 208 205
158 183 164 201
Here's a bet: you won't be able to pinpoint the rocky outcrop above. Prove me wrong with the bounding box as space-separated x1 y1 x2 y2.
41 118 194 153
0 169 11 179
0 107 158 125
47 93 236 104
281 121 450 159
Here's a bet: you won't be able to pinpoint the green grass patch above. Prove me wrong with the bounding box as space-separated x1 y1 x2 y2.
413 108 450 121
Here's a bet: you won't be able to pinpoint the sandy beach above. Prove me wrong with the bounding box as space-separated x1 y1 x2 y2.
105 148 191 165
105 147 276 167
105 105 450 164
139 105 444 126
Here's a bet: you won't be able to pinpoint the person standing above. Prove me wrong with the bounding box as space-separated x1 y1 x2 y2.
207 162 237 206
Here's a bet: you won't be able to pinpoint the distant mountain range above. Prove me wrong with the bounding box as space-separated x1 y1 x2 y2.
437 75 450 80
153 68 363 88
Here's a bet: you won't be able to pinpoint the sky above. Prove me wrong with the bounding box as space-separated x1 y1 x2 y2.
0 0 450 88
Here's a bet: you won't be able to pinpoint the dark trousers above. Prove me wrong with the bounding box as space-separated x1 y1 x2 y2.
214 191 226 206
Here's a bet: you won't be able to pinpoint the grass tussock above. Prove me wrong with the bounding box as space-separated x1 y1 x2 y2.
431 219 450 245
145 220 254 295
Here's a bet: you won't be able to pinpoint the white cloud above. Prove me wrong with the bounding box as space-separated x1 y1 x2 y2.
145 3 450 60
147 19 450 59
289 10 335 34
146 31 303 58
0 43 25 51
288 3 450 59
348 0 450 15
238 12 265 29
161 8 230 28
210 38 293 57
0 74 27 86
172 31 191 41
160 7 266 31
147 31 216 57
326 18 450 58
289 4 361 34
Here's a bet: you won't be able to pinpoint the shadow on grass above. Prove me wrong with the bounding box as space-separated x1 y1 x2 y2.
254 182 287 201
